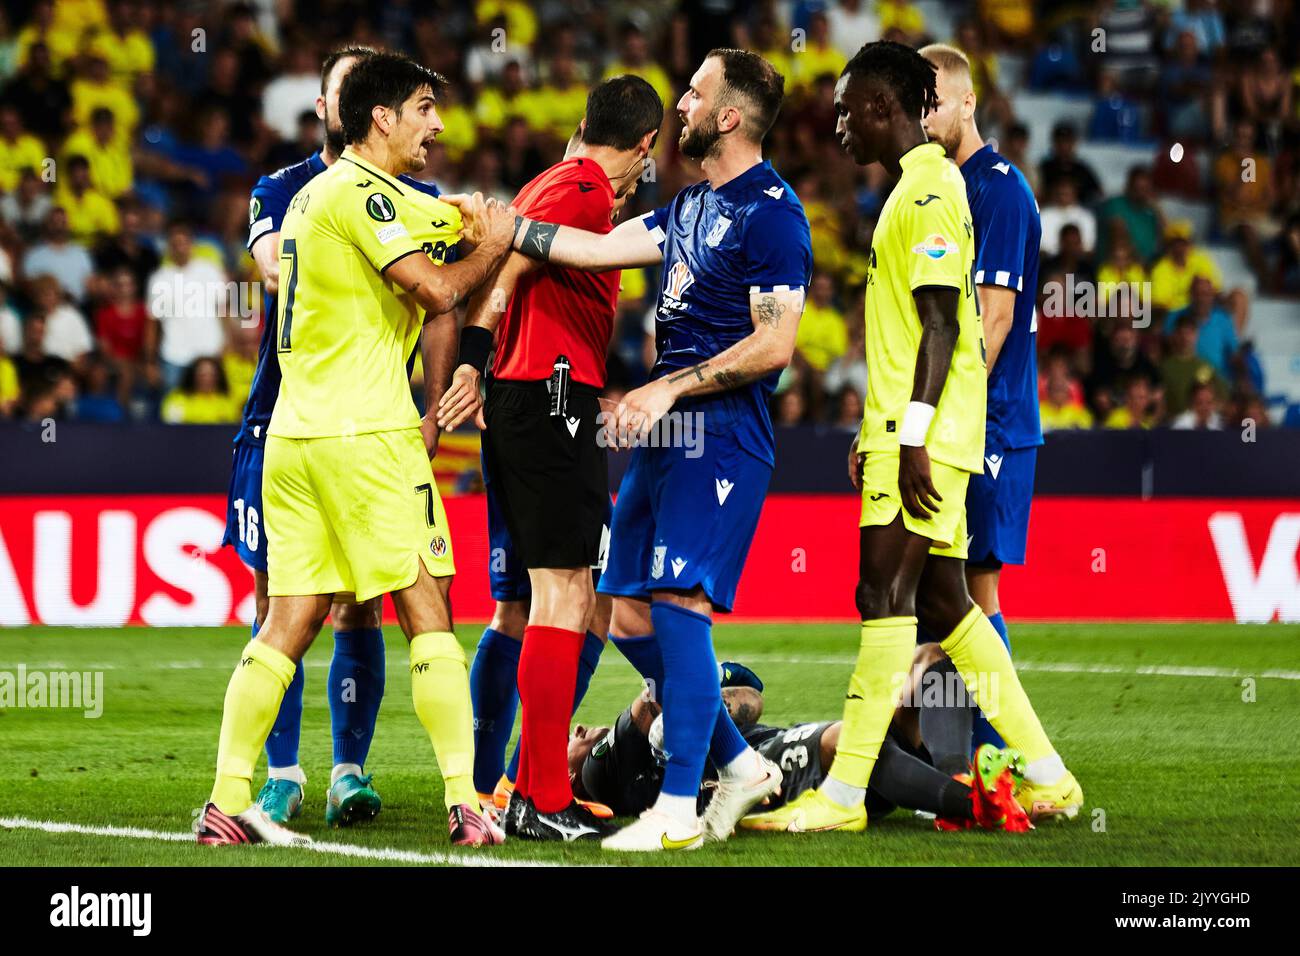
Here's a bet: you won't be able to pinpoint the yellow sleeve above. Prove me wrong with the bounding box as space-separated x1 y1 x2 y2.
903 187 967 291
161 391 186 423
331 185 424 274
0 357 18 405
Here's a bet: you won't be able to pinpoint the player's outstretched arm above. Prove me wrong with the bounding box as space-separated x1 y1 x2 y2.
508 213 664 273
897 286 961 519
420 308 459 455
608 287 805 445
434 250 540 432
385 194 516 316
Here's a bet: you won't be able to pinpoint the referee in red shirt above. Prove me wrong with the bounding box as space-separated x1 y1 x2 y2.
438 76 663 840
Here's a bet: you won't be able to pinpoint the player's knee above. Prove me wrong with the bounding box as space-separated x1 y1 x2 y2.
913 641 948 673
854 578 913 620
332 596 383 631
490 600 529 639
915 589 969 639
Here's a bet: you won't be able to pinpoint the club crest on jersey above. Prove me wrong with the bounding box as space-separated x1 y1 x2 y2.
912 234 952 260
248 197 261 225
366 193 396 222
429 536 447 557
705 215 732 247
661 260 695 311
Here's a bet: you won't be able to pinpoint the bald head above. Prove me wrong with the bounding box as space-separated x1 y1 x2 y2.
919 43 976 158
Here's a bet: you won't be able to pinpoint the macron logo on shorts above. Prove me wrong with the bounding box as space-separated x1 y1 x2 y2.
671 557 687 579
715 478 734 505
565 416 580 437
985 454 1003 480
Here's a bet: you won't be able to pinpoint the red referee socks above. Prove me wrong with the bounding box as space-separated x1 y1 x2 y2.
515 625 585 814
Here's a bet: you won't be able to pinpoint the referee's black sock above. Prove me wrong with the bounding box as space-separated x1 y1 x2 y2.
917 658 973 778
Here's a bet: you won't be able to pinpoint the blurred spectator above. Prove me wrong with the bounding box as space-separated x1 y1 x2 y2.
831 385 863 430
1165 0 1226 56
22 206 94 302
1170 380 1224 430
0 102 46 191
795 274 847 372
1102 374 1158 429
87 0 156 89
1159 29 1212 142
1275 212 1300 295
73 355 126 423
1097 235 1148 310
170 109 250 208
54 154 120 242
62 107 132 199
0 253 19 352
11 312 70 400
957 20 1012 130
1096 166 1163 265
826 0 880 60
161 356 239 424
1213 119 1279 283
1088 324 1161 421
146 221 229 392
28 275 91 365
70 52 140 135
773 385 807 427
196 47 264 149
1150 221 1222 314
788 12 847 91
1040 181 1096 257
1160 312 1226 418
1039 122 1102 206
602 22 673 107
92 196 161 296
0 348 17 417
1042 222 1096 286
979 0 1035 48
1036 268 1093 371
223 317 260 408
999 122 1039 196
1239 47 1290 144
262 44 320 142
1 41 71 143
1 167 54 242
94 265 149 406
1039 349 1092 431
1164 276 1240 381
823 293 867 399
1088 70 1142 143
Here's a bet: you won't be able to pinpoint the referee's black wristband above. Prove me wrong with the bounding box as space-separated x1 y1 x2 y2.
457 325 493 376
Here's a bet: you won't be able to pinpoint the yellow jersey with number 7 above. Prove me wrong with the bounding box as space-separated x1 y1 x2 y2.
268 147 462 440
859 141 984 474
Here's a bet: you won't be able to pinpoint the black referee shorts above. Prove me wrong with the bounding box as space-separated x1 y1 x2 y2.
482 378 609 570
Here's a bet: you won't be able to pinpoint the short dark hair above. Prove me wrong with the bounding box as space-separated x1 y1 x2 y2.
338 52 445 146
581 75 663 151
707 48 785 142
843 41 938 119
321 45 377 96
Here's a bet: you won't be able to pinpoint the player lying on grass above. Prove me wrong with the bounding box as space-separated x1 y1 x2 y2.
567 647 1031 833
197 52 517 849
232 45 464 831
746 42 1080 835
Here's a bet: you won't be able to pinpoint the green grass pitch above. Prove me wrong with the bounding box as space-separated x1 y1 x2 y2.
1 622 1297 867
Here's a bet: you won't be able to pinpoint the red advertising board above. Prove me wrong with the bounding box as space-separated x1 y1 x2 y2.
0 495 1296 625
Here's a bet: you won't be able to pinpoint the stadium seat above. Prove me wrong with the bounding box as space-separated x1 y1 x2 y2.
1204 243 1258 299
1159 197 1215 244
1017 92 1095 162
1074 141 1159 197
1249 298 1300 403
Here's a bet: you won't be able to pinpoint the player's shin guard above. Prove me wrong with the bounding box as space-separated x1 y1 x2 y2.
940 605 1053 764
211 640 298 815
471 628 521 793
329 628 386 769
517 625 584 813
409 632 478 809
825 617 917 790
651 602 719 800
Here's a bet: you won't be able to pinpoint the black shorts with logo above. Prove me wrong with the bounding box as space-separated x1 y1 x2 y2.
482 378 609 570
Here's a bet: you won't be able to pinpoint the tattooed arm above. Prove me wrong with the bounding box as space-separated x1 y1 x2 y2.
610 286 806 444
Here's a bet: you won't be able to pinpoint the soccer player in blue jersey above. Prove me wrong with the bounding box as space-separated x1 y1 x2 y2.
920 44 1043 751
225 46 457 827
490 49 811 851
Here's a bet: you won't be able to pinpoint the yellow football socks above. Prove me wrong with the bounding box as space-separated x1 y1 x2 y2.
409 631 478 809
825 616 918 790
211 639 297 815
941 604 1055 763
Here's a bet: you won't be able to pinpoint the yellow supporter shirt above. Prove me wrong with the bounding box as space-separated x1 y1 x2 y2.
861 142 984 473
1039 400 1092 431
54 184 120 239
161 390 241 424
268 148 463 439
1151 248 1223 313
0 132 48 191
63 128 133 197
86 28 155 87
70 79 140 134
601 61 675 113
796 300 848 371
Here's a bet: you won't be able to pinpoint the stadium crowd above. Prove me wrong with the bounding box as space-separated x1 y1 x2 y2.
0 0 1294 433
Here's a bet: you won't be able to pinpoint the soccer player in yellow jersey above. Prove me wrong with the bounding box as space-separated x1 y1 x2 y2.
745 42 1080 834
197 52 518 848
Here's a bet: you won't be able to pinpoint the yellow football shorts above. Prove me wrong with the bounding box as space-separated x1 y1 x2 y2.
859 451 971 559
263 427 454 602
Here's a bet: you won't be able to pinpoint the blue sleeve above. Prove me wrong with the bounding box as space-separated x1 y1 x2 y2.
402 176 442 199
636 202 673 253
973 180 1032 292
247 174 294 251
743 203 812 293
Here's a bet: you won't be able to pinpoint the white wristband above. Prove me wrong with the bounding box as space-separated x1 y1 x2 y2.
898 401 935 447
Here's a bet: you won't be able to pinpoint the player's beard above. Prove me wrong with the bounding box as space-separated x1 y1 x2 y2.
679 108 723 160
324 121 346 159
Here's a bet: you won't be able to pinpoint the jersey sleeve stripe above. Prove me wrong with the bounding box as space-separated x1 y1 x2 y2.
378 248 423 273
974 269 1023 291
247 217 274 248
637 211 666 248
748 284 803 294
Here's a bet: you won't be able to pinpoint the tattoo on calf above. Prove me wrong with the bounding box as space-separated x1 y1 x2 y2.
755 294 787 328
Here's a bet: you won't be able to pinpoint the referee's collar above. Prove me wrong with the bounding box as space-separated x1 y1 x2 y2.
900 142 946 170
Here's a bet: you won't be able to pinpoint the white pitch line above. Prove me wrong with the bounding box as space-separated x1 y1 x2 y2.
0 816 562 868
740 655 1300 681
